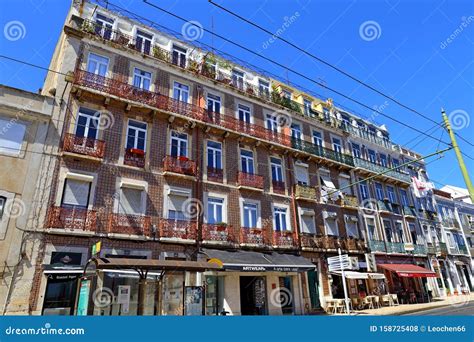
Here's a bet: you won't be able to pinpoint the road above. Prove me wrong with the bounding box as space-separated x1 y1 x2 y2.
403 301 474 315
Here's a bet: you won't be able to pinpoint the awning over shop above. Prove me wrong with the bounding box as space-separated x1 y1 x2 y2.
378 264 437 278
43 264 84 274
202 248 315 272
331 271 385 280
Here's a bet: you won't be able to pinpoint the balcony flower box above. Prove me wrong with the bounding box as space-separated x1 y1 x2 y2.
214 223 227 231
128 148 145 155
178 156 189 162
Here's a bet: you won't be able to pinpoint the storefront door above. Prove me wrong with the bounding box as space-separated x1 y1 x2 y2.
240 276 267 315
42 274 79 315
307 270 320 309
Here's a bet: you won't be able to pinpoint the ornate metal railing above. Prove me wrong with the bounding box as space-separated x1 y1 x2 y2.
46 206 97 231
291 138 354 167
368 239 386 252
237 172 264 189
294 184 318 201
124 148 146 168
272 180 286 194
207 167 224 182
202 224 235 243
341 195 359 208
63 133 105 158
413 244 427 255
353 157 411 183
163 155 197 176
108 213 151 236
272 231 297 248
159 219 197 240
386 241 406 253
240 227 266 246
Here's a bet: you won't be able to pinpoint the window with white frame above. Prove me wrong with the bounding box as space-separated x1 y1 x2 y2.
167 190 189 221
409 223 418 244
238 104 251 124
207 197 225 224
170 131 188 157
172 45 187 68
300 211 315 234
0 196 5 220
295 163 309 185
232 69 244 89
118 187 145 215
303 99 312 116
332 137 342 153
351 142 361 158
133 68 151 90
273 206 289 231
368 149 376 163
387 186 397 203
399 189 410 206
395 221 404 242
94 13 114 40
75 108 99 139
61 179 91 208
324 212 338 236
126 120 147 151
242 202 258 228
291 123 302 140
87 53 109 77
0 118 26 155
446 231 456 248
173 82 189 102
135 30 152 54
312 130 323 147
240 149 254 174
383 220 393 242
375 183 384 200
266 114 278 132
338 176 352 195
259 79 270 98
359 180 369 201
207 94 221 113
392 158 400 169
270 157 283 183
366 217 377 240
379 154 388 167
207 141 222 170
345 215 359 238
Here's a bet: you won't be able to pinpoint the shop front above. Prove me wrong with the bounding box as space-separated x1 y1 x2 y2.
77 257 222 316
201 248 315 315
378 263 437 304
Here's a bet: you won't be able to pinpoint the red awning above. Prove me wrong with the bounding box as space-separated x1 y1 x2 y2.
378 264 437 278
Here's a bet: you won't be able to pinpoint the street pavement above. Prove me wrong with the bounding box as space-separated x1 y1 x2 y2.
403 301 474 315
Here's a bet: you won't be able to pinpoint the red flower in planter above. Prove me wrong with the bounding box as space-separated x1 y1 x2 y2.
178 156 189 162
129 148 145 155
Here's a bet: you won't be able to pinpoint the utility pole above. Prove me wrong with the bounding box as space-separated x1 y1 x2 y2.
442 109 474 203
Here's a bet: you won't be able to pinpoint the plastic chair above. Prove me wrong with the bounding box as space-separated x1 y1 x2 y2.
391 294 400 305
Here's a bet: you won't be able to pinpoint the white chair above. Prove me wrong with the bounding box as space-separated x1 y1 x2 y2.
391 294 400 306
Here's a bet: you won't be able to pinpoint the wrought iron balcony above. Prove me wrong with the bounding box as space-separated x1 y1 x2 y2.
402 205 417 217
344 124 394 150
377 200 392 212
368 239 386 253
427 244 440 254
439 242 449 255
272 180 286 194
159 219 197 240
386 241 406 253
46 206 97 232
163 155 197 176
124 148 146 168
272 231 297 248
457 245 469 255
237 172 264 189
291 138 354 167
353 157 411 183
107 213 151 236
294 184 318 201
202 223 236 244
341 195 359 208
240 227 266 246
63 133 105 159
207 167 224 183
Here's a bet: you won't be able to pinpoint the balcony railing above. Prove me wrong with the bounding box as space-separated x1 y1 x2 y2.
207 167 224 182
341 237 365 252
341 195 359 208
237 172 264 189
377 200 392 212
413 244 427 255
163 155 197 176
353 157 411 183
457 245 469 255
386 241 406 253
63 133 105 158
124 148 146 168
402 206 417 217
368 239 386 252
202 223 235 243
294 184 318 201
159 219 197 240
272 180 286 194
108 213 151 236
300 234 339 250
272 231 297 248
240 227 266 246
427 244 440 254
439 242 449 255
46 206 96 232
344 124 394 150
291 138 354 167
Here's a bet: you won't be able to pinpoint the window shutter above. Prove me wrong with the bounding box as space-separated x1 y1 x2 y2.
168 194 187 212
119 188 143 215
301 215 315 234
295 165 308 184
62 179 90 207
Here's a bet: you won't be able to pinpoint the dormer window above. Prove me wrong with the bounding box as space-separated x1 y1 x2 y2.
94 13 114 40
135 30 152 55
172 45 187 68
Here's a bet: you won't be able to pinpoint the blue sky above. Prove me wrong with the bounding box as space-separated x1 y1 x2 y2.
1 0 473 188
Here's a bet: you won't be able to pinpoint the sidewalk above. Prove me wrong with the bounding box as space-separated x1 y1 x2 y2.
353 293 474 315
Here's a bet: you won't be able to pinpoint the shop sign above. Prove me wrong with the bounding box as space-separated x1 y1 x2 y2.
46 273 80 281
76 279 91 316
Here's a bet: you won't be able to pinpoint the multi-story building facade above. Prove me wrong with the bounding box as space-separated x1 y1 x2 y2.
3 0 468 315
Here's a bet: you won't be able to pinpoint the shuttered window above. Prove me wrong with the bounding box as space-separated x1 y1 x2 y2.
167 193 188 220
62 179 91 208
295 164 308 185
118 187 144 215
300 214 315 234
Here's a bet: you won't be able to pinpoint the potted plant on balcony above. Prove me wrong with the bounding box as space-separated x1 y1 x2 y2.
188 59 200 73
153 46 168 61
128 148 145 156
246 87 255 96
215 222 227 231
81 21 95 34
178 155 189 162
